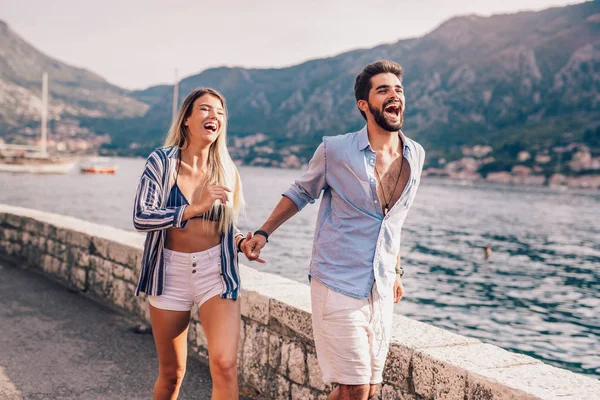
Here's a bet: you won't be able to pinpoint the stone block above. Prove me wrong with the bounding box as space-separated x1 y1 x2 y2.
21 217 45 234
71 267 87 290
242 320 269 393
266 372 291 400
381 384 417 400
54 227 91 249
110 279 128 308
287 340 306 385
240 289 270 325
270 298 313 342
468 363 600 400
291 384 318 400
306 347 326 391
382 343 413 390
4 214 22 229
412 350 468 400
91 237 141 268
268 332 284 374
391 314 480 349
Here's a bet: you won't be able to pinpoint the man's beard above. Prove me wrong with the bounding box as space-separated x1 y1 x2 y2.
369 102 404 132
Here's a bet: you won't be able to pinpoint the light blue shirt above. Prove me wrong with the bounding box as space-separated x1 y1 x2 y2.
283 125 425 299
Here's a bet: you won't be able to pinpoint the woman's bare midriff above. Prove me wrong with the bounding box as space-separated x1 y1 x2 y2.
165 218 222 253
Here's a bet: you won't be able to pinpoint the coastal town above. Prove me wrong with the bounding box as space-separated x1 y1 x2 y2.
2 128 599 189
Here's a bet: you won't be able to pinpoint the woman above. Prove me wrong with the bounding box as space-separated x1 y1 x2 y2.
133 88 253 400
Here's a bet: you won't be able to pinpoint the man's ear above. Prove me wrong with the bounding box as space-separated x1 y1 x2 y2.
357 99 369 114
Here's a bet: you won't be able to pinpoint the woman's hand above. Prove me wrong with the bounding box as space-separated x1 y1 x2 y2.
193 184 231 215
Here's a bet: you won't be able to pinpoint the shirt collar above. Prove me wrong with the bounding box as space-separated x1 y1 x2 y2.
165 146 180 159
357 124 410 152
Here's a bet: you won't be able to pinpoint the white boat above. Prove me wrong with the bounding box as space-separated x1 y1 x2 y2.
0 72 77 174
0 153 77 174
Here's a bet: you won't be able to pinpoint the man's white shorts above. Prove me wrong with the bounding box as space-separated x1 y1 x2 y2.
310 278 394 385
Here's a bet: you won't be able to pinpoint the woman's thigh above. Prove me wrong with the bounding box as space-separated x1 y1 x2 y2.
150 305 191 371
199 296 241 360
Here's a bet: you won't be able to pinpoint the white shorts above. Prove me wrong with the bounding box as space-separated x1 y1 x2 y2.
310 278 394 385
147 245 224 311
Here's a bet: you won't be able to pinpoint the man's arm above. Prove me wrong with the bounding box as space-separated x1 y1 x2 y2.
243 141 328 262
245 197 299 260
393 250 404 303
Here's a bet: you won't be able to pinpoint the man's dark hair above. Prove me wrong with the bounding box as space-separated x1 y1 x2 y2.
354 60 403 120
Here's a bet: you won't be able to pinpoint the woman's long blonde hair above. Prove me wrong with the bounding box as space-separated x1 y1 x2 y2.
164 88 244 233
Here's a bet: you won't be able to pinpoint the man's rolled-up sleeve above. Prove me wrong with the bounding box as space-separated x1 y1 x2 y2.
283 141 328 211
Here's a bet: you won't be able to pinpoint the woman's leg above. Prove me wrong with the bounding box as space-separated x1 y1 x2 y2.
150 305 191 400
199 296 241 400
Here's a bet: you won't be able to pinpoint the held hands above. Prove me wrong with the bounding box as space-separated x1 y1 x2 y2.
393 275 404 304
194 184 231 214
242 232 268 263
239 232 266 263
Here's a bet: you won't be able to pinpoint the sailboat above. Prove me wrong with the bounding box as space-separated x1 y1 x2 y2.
0 73 78 174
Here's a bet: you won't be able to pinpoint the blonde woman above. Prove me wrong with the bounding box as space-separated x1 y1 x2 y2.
133 88 256 400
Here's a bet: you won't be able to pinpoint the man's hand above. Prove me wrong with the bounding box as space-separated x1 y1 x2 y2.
393 275 404 303
244 232 268 263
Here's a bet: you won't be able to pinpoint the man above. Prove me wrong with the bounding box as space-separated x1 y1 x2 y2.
245 60 425 400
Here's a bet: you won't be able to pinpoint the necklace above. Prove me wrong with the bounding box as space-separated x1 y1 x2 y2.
374 155 404 215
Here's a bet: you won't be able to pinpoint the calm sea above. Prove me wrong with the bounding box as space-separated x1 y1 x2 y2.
1 157 598 378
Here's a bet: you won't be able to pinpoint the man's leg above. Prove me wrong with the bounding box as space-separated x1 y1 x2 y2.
328 384 378 400
310 279 373 398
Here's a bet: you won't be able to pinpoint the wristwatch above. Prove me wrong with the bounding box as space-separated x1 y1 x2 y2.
395 266 404 277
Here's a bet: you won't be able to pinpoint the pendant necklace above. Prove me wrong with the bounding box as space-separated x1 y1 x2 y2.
374 155 404 216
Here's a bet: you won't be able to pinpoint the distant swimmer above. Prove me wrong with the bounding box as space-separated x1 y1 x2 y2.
484 246 492 260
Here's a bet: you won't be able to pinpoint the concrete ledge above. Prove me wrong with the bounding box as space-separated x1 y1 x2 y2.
1 204 599 400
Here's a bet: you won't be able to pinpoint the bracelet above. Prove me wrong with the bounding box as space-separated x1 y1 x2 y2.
395 266 404 277
237 238 246 253
254 230 269 243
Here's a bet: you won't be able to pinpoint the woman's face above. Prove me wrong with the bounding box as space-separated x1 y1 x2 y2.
184 94 226 145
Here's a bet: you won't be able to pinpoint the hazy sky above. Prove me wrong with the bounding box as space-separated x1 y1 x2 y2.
1 0 584 90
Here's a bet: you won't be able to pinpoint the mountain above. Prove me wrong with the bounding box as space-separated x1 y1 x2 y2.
2 2 599 177
84 1 600 168
0 20 148 140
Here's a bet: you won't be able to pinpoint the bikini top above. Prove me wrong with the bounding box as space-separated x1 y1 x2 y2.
167 154 223 222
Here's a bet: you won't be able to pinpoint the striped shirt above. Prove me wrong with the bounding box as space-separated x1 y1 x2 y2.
133 146 242 299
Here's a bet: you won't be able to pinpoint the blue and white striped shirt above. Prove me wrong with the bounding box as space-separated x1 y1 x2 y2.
283 125 425 299
133 146 242 299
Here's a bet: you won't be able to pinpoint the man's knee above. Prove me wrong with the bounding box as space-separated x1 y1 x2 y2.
368 384 379 399
339 383 369 399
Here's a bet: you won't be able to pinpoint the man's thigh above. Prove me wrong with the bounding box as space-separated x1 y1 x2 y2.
311 279 373 385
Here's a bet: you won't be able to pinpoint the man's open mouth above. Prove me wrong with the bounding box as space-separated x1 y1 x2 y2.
384 103 401 118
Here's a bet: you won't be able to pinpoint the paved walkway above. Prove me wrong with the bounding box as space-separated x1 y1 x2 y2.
0 260 249 400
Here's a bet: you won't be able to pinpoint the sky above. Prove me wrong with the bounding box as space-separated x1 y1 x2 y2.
1 0 585 90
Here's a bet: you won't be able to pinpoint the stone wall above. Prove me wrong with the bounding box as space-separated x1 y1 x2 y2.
0 204 598 400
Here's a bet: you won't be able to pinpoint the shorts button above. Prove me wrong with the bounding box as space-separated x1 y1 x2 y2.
192 270 197 274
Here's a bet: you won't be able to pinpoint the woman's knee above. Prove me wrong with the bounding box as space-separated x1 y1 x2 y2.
210 354 237 378
159 364 186 387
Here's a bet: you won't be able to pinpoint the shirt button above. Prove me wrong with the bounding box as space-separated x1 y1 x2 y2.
374 200 378 204
192 263 197 267
192 270 197 274
192 255 196 259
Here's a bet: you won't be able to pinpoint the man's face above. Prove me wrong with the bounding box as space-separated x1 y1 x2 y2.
364 72 405 132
